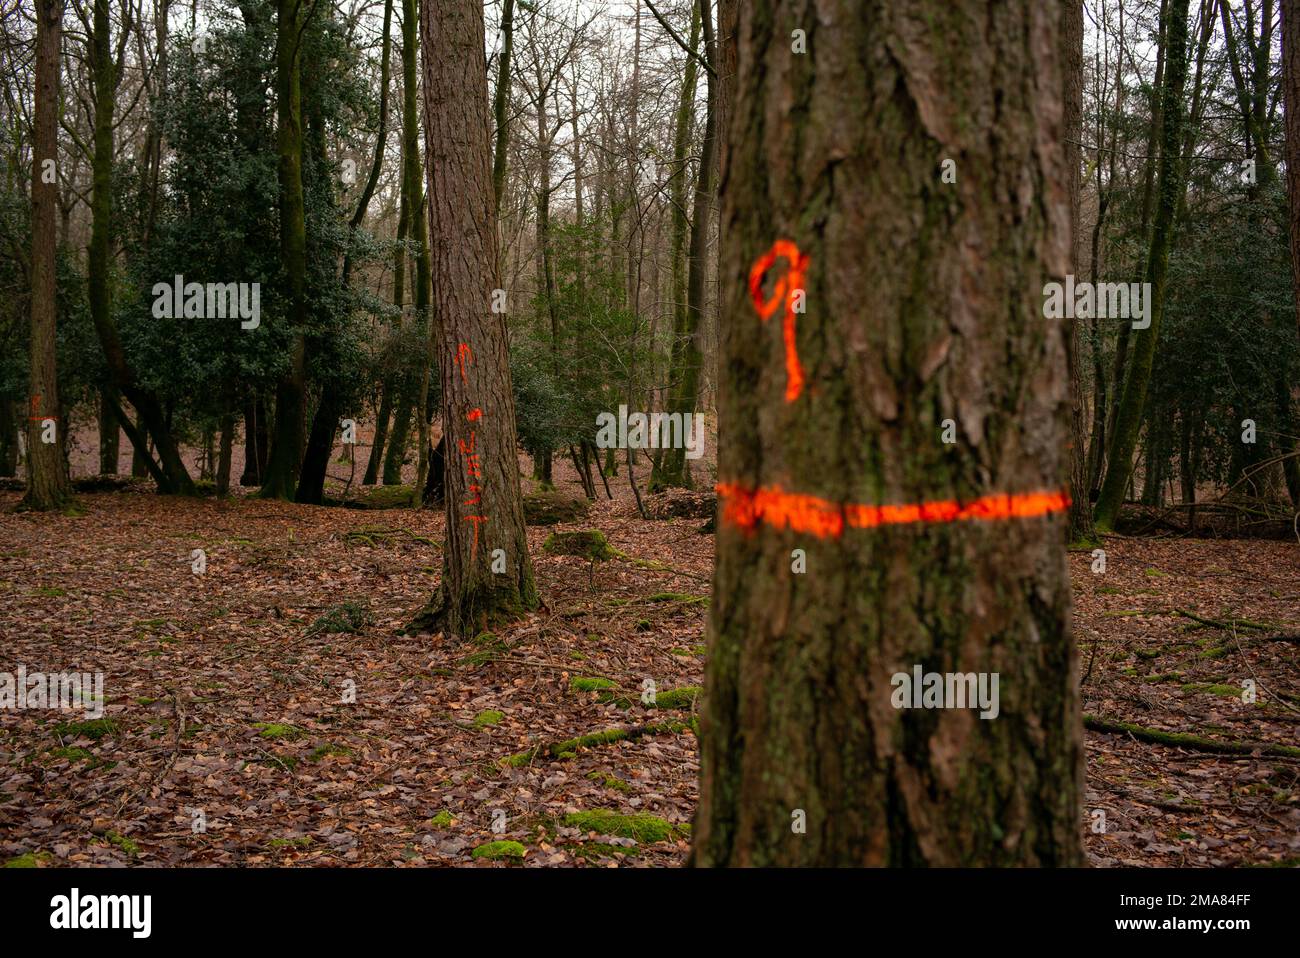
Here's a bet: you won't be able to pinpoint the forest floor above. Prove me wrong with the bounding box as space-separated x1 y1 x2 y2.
1 457 1298 867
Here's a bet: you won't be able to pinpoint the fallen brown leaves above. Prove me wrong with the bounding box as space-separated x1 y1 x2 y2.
1 480 1296 867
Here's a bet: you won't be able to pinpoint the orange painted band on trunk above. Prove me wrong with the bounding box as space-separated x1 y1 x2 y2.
716 482 1070 538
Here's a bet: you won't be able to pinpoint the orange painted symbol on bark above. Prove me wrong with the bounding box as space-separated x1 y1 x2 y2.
456 343 474 383
749 240 809 403
716 482 1070 538
467 407 483 422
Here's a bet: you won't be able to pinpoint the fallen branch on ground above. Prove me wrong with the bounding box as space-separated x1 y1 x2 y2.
1084 714 1300 758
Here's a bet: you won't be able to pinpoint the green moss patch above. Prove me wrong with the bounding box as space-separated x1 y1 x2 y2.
471 840 526 861
105 832 140 857
430 811 455 828
562 810 681 843
53 718 118 740
268 836 315 849
473 709 505 728
571 676 618 693
4 852 53 868
646 592 707 606
254 722 304 740
649 686 701 710
1181 682 1244 699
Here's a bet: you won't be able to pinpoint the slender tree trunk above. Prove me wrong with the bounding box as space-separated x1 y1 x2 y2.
653 0 716 491
341 0 393 288
98 389 119 474
0 402 17 477
694 0 1083 866
23 0 72 510
492 0 515 215
88 0 193 495
1063 0 1095 543
131 411 149 478
216 412 234 497
384 0 432 491
408 0 539 636
1286 0 1300 337
364 389 394 484
650 3 703 492
240 399 268 485
1095 0 1193 531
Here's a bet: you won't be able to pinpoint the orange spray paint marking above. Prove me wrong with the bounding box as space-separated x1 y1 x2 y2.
456 343 474 383
467 407 483 422
749 240 809 402
716 482 1070 538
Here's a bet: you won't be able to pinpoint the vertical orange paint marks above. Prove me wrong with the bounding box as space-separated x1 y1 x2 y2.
748 239 809 402
716 482 1070 537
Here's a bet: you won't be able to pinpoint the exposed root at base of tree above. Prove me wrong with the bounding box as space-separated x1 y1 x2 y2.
404 579 537 638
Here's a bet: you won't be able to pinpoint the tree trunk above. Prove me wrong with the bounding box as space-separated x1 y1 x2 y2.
216 412 234 497
88 0 193 495
1062 0 1095 544
363 387 393 485
341 0 392 288
98 388 119 474
240 399 269 485
653 0 716 491
397 0 433 496
408 0 539 637
693 0 1083 867
131 411 150 478
0 402 17 477
1094 0 1193 531
1287 0 1300 341
650 2 704 492
260 0 313 500
23 0 72 511
491 0 515 215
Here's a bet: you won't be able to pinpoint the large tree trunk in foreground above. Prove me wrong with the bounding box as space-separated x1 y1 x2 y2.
1094 0 1192 531
407 0 538 637
693 0 1083 866
23 0 72 511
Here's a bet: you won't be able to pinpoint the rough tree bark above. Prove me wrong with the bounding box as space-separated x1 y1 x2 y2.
693 0 1084 866
23 0 72 511
407 0 539 637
